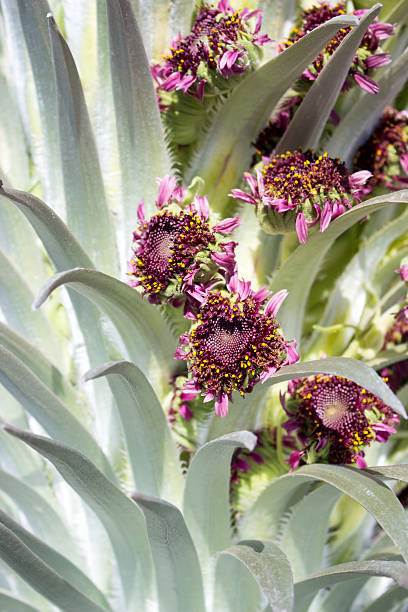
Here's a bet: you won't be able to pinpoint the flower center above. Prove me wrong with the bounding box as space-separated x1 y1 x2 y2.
322 401 348 429
207 320 250 365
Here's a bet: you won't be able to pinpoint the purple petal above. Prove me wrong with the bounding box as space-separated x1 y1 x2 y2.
230 189 258 205
213 216 241 234
365 52 391 69
156 174 177 208
264 289 288 317
253 286 272 304
295 212 308 243
285 340 299 365
160 71 181 92
235 457 251 472
288 451 302 470
219 49 239 71
203 390 214 403
355 454 367 469
400 153 408 174
179 403 194 421
137 200 146 224
217 0 233 12
320 200 332 233
369 22 395 40
330 109 340 125
349 170 373 186
193 195 210 220
196 80 205 103
183 380 201 394
174 347 187 360
273 199 294 212
395 264 408 281
243 172 259 196
260 366 277 382
215 392 229 418
237 278 252 300
178 74 196 93
353 73 380 94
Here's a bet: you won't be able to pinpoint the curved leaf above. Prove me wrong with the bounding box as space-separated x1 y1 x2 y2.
47 15 117 274
294 560 408 602
213 554 261 612
326 46 408 165
183 432 256 563
292 464 408 565
279 485 341 580
263 356 406 417
270 190 408 342
132 493 205 612
0 248 62 370
360 585 408 612
0 522 108 612
0 590 40 612
220 540 294 612
105 0 172 233
366 464 408 483
0 185 94 271
0 322 79 413
4 425 155 609
0 345 115 482
306 209 408 356
33 268 177 386
85 361 183 504
0 509 111 611
0 470 79 564
276 5 381 153
185 14 358 209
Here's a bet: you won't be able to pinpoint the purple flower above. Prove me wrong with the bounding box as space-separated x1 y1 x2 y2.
282 374 399 467
175 275 298 417
151 1 270 101
231 149 370 243
353 107 408 195
279 2 394 94
128 177 239 304
396 264 408 282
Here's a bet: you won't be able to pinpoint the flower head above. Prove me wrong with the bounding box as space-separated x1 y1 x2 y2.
128 176 240 305
231 149 370 242
282 374 399 468
175 276 298 417
279 1 393 94
152 1 269 102
353 108 408 196
380 304 408 392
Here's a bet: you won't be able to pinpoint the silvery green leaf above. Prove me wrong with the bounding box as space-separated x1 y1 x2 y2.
279 485 341 580
314 577 368 612
264 357 406 417
2 0 63 214
398 384 408 407
0 323 79 415
33 268 177 388
47 14 118 275
293 464 408 565
305 209 408 356
0 75 29 189
0 589 41 612
132 0 170 61
294 560 408 606
213 554 261 612
85 361 184 505
0 346 116 482
0 470 79 565
360 585 408 612
0 248 62 370
105 0 172 231
4 425 155 609
276 5 381 153
0 508 112 611
219 540 294 612
366 464 408 483
0 521 108 612
326 46 408 165
183 432 256 566
270 190 408 343
354 0 408 23
0 186 94 271
132 493 206 612
185 14 358 210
